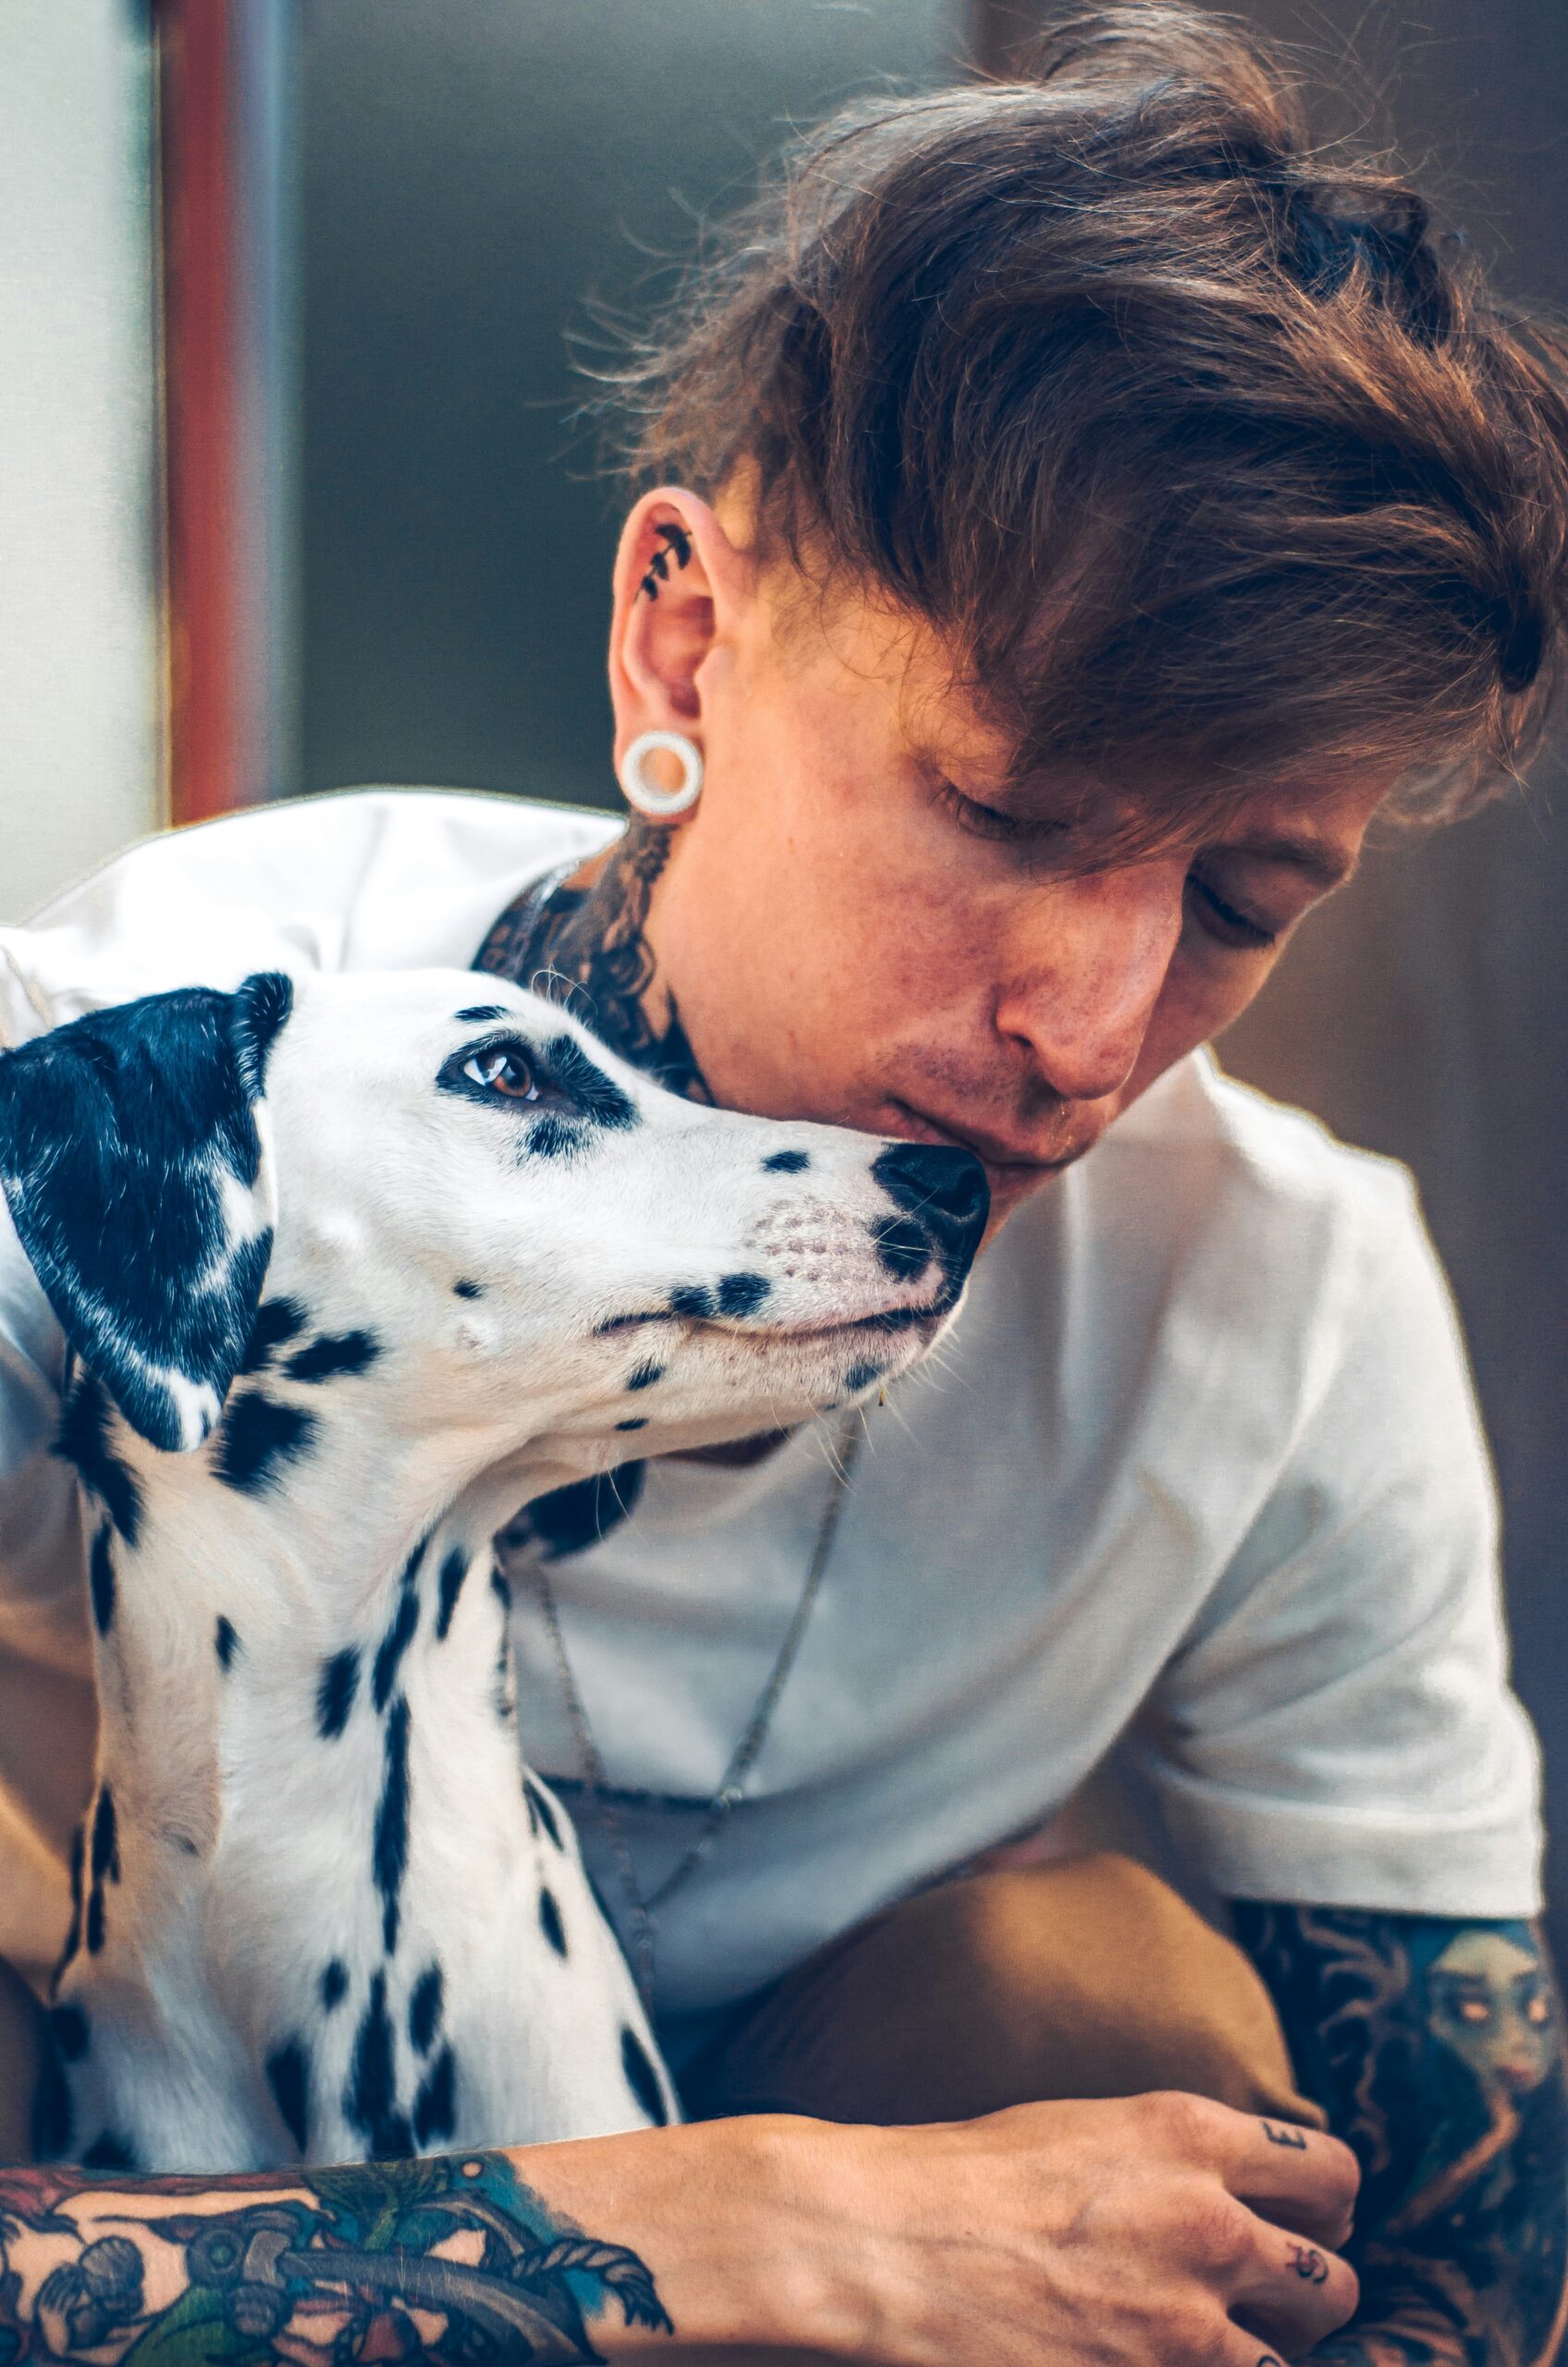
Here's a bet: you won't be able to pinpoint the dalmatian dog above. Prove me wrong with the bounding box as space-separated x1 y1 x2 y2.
0 968 986 2174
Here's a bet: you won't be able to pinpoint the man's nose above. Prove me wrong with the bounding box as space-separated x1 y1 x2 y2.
995 866 1184 1106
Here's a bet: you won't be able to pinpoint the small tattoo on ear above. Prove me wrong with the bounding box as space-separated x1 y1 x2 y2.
640 519 692 600
1261 2120 1308 2149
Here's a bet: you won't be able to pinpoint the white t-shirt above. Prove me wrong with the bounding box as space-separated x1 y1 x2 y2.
0 790 1543 2051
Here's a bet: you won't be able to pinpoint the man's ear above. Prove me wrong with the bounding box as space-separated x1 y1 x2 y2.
0 972 293 1452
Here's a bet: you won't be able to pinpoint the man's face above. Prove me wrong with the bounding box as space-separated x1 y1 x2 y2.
616 492 1391 1230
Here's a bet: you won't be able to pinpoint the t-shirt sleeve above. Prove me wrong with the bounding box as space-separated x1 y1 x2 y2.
1133 1161 1544 1919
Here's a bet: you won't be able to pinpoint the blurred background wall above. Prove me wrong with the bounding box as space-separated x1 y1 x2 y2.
0 1 162 926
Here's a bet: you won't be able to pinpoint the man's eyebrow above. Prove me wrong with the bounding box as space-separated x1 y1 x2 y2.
1223 833 1357 892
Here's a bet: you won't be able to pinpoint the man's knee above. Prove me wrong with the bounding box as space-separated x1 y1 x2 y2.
0 1953 45 2164
691 1851 1323 2130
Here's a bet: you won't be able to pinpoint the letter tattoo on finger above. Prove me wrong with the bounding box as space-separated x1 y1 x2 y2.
1288 2242 1329 2286
1260 2119 1308 2149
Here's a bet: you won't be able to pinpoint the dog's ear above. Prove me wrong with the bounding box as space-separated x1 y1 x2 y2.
0 972 294 1452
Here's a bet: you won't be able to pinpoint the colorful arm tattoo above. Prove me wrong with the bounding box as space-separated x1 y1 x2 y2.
1233 1904 1568 2367
0 2150 670 2366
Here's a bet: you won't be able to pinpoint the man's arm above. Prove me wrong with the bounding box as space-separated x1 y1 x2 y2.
1234 1904 1568 2366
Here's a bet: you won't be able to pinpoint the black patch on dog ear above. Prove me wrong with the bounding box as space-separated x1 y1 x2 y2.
412 2043 457 2146
343 1970 413 2160
434 1548 468 1642
620 2027 668 2127
374 1697 411 1954
409 1963 444 2055
543 1034 639 1131
523 1778 562 1851
239 1296 308 1376
55 1374 142 1546
538 1889 568 1958
667 1284 714 1320
717 1272 770 1318
626 1360 664 1392
80 2130 139 2173
762 1149 809 1173
0 978 290 1452
89 1526 116 1637
214 1392 318 1495
265 2036 312 2154
286 1330 382 1383
214 1614 239 1669
452 1278 484 1300
320 1958 349 2013
527 1464 645 1558
316 1648 360 1740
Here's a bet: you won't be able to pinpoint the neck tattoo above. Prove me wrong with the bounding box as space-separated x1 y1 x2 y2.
475 821 710 1101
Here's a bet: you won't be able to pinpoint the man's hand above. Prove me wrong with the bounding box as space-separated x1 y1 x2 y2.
790 2091 1360 2366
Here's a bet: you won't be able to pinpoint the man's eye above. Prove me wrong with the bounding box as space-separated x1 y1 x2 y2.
1184 872 1280 952
463 1048 539 1100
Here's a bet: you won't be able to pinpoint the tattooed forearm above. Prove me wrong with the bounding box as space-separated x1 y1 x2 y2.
0 2150 671 2366
475 824 709 1101
1233 1904 1568 2367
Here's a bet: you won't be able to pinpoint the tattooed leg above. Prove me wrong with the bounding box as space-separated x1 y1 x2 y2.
1233 1904 1568 2367
0 2150 671 2367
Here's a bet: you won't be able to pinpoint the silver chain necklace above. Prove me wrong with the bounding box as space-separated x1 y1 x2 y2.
531 1413 865 2010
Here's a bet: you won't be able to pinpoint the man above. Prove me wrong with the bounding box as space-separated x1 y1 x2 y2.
1 7 1565 2362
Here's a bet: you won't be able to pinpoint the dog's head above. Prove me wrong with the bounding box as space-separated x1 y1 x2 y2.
0 970 986 1470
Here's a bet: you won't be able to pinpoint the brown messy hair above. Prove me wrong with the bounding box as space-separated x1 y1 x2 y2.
591 2 1568 850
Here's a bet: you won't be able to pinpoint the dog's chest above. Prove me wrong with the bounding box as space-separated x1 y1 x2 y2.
54 1516 675 2169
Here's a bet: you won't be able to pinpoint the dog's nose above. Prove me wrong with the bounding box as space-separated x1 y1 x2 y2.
871 1143 990 1279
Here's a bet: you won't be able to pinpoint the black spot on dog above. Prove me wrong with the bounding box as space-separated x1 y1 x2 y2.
214 1613 239 1669
523 1779 563 1850
80 2129 139 2173
615 1417 647 1432
214 1392 318 1495
31 2041 72 2160
89 1525 116 1637
265 2037 312 2154
51 2002 91 2062
434 1548 469 1643
843 1362 884 1395
717 1272 770 1319
409 1963 444 2055
85 1891 106 1956
872 1215 933 1283
413 2043 457 2147
455 1006 508 1024
373 1576 423 1711
316 1648 360 1740
539 1889 568 1957
286 1330 382 1383
91 1788 120 1889
344 1969 413 2160
626 1360 664 1392
667 1284 714 1320
55 1375 141 1546
239 1296 308 1376
374 1697 411 1954
490 1565 511 1613
543 1034 639 1130
527 1464 645 1557
523 1114 579 1159
762 1149 810 1173
594 1308 663 1336
452 1278 484 1300
320 1958 349 2013
620 2027 668 2127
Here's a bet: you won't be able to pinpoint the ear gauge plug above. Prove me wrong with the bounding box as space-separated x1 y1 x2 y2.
619 731 704 818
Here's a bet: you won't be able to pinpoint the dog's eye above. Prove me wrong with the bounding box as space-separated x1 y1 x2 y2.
462 1048 539 1101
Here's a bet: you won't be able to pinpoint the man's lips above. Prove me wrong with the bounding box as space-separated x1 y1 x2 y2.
885 1099 1089 1180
